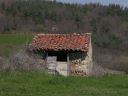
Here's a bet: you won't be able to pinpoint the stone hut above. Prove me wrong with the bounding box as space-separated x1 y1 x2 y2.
31 33 93 76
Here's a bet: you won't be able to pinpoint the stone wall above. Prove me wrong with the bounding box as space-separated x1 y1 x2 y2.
69 52 92 76
38 51 93 76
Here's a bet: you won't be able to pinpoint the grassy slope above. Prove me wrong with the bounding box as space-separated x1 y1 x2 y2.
0 72 128 96
0 34 34 56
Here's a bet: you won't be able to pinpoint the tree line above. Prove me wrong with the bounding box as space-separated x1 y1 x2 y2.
0 0 128 49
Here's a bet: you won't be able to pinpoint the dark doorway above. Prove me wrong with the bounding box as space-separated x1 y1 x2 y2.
48 51 67 62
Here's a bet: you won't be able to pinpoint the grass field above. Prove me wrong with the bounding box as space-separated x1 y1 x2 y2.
0 34 128 96
0 72 128 96
0 34 34 56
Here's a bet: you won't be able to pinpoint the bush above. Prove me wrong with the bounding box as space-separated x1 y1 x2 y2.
91 63 125 77
92 33 122 48
93 47 128 74
34 25 48 32
8 48 46 71
0 57 9 71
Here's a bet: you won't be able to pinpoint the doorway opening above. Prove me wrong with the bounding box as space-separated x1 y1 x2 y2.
48 51 67 62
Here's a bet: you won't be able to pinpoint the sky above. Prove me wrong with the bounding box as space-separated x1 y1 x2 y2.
55 0 128 7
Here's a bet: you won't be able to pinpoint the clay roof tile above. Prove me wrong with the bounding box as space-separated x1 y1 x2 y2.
32 33 90 52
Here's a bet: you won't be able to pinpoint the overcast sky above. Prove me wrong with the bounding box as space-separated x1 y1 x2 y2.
55 0 128 7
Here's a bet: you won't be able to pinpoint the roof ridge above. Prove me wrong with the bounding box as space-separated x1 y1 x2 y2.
36 33 90 36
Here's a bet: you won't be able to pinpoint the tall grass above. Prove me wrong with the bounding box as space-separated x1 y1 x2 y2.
0 72 128 96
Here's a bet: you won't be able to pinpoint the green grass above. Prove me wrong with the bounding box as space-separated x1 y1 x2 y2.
0 34 34 45
0 72 128 96
0 34 34 56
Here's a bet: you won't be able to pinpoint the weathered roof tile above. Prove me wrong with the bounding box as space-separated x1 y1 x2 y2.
32 33 90 52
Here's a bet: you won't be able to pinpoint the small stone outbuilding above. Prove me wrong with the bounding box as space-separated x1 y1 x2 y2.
31 33 93 76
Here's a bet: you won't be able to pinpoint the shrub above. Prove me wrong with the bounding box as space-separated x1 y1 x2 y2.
92 33 122 48
5 46 46 71
34 25 48 33
0 57 9 71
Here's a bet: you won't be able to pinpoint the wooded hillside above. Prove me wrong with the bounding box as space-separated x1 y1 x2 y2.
0 0 128 49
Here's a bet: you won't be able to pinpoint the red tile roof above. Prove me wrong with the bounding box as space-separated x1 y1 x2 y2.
32 33 90 52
